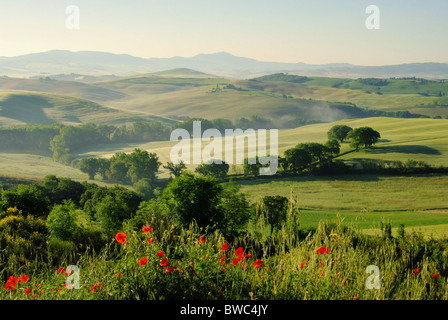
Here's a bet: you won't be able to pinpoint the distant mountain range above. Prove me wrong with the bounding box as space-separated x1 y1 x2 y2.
1 50 448 80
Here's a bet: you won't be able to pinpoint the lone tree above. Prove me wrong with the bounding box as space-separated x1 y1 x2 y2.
261 195 289 235
327 125 353 143
163 161 187 178
347 127 381 150
79 158 101 180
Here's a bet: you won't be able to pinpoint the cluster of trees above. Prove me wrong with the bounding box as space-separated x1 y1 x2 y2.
239 125 381 177
327 125 381 150
78 149 161 197
0 175 145 269
0 122 171 164
173 116 281 132
358 78 390 86
281 140 341 175
356 159 448 175
51 122 171 165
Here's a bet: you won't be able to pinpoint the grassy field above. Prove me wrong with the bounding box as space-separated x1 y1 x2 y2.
237 174 448 212
73 117 448 167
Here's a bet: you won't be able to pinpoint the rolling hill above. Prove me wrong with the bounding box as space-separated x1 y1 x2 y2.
2 50 448 79
0 90 176 127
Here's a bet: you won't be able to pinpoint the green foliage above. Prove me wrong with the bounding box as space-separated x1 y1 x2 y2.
37 175 86 206
259 195 289 234
162 172 224 230
133 178 154 201
283 146 313 174
217 181 251 240
327 125 353 143
347 127 381 150
163 161 187 178
282 140 340 175
79 158 102 180
0 207 48 274
243 157 262 177
195 160 230 179
81 185 142 228
126 149 161 184
95 195 132 236
46 200 79 241
0 184 50 218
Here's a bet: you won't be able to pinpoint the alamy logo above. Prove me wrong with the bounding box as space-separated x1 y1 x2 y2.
170 121 278 175
66 5 80 30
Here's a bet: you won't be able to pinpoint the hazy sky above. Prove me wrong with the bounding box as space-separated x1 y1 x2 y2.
0 0 447 65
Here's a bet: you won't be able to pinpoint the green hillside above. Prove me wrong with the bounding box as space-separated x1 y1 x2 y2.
0 90 176 127
0 77 126 101
92 75 399 125
244 74 448 118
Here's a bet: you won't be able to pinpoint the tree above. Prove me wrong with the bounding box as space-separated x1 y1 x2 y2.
162 172 224 229
0 185 50 218
260 195 289 235
243 157 262 177
218 181 251 239
195 160 229 179
347 127 381 150
46 200 79 241
126 149 161 184
95 195 132 236
106 152 131 183
37 175 86 206
133 178 154 201
324 139 341 156
327 125 353 143
163 161 187 178
283 146 312 174
79 158 101 180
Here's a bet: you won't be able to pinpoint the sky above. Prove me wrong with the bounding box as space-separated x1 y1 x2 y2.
0 0 447 65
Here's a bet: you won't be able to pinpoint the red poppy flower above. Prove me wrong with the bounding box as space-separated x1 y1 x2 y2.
139 257 148 266
142 226 153 234
157 250 164 257
89 284 98 293
160 258 168 267
148 237 154 244
316 246 330 255
432 273 439 279
299 261 308 269
57 267 64 274
24 287 31 295
232 258 239 266
254 259 263 269
246 253 252 258
235 247 244 257
18 274 29 283
115 232 127 244
4 280 16 290
221 243 228 251
413 268 420 275
166 266 174 273
8 276 18 285
197 236 205 244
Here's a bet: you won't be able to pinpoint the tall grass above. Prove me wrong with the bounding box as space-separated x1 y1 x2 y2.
2 205 448 300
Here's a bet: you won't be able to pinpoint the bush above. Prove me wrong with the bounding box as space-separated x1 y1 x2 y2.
46 200 79 241
0 185 50 218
